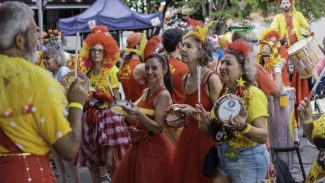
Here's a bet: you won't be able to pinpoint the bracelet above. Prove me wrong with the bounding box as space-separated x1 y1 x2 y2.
241 124 252 134
68 102 83 110
303 118 313 125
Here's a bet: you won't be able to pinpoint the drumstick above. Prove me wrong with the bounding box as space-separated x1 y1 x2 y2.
74 32 80 79
309 65 325 99
105 75 115 98
197 66 201 104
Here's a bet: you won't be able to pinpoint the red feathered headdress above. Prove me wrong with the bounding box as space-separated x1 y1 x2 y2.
144 35 164 60
80 25 119 69
126 32 143 49
226 40 250 59
185 16 204 28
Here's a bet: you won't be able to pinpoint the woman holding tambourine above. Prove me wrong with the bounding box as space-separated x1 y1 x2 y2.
197 40 270 183
112 53 174 183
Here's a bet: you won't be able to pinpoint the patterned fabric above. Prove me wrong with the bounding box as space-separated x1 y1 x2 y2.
306 114 325 182
77 109 129 167
0 54 71 155
210 86 269 148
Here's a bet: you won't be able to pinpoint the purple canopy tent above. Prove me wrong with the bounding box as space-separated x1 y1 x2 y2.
58 0 163 35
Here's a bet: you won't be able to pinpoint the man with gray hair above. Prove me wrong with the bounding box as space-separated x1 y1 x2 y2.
0 2 87 182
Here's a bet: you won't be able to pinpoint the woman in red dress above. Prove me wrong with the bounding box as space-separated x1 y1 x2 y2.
112 53 174 183
170 24 222 183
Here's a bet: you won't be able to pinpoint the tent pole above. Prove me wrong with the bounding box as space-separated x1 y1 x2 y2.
119 30 123 48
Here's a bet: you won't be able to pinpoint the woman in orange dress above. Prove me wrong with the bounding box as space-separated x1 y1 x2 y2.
170 24 222 183
112 53 174 183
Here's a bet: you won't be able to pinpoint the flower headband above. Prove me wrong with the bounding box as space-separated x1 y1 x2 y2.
228 21 255 33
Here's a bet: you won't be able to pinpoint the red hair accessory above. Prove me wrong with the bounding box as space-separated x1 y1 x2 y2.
126 33 143 48
144 35 164 59
227 40 250 59
185 16 204 28
259 29 281 41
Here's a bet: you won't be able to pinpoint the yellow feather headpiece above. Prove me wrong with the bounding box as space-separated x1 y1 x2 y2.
183 21 219 44
257 40 281 68
124 31 147 61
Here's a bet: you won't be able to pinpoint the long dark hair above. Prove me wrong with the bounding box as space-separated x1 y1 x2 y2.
145 53 174 96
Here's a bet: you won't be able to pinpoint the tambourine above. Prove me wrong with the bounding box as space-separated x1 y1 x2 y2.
164 104 187 128
213 94 245 126
60 72 90 93
109 100 135 115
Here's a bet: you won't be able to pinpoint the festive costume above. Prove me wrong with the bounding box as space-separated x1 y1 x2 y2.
112 87 174 183
119 32 148 102
306 114 325 182
77 26 129 173
170 71 214 183
270 0 310 118
0 55 70 182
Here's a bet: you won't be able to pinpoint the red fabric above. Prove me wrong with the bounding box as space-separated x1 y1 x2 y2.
170 73 213 183
77 109 130 170
0 127 55 183
278 46 291 86
118 58 148 102
284 13 298 45
292 70 309 118
112 87 174 183
169 58 189 104
256 63 278 95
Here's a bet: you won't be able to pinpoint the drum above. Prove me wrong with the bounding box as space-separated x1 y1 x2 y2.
288 37 324 79
60 72 90 93
213 94 245 126
164 104 187 128
109 100 135 115
267 87 296 170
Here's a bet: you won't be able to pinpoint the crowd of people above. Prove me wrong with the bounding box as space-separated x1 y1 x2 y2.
0 0 325 183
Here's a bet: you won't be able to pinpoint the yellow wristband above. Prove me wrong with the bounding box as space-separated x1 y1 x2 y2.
68 102 83 110
303 118 313 125
241 124 252 134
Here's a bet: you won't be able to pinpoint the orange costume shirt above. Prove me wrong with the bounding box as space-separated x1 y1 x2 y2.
256 63 278 95
119 58 147 102
169 57 189 104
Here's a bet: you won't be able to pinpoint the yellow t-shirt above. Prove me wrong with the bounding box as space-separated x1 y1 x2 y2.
0 54 71 155
210 85 268 148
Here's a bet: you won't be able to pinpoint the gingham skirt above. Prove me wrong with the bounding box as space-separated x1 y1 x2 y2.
76 108 130 168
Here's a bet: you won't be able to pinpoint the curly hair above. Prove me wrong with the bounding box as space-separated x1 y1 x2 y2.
183 35 214 66
80 26 119 69
225 40 256 85
162 28 183 52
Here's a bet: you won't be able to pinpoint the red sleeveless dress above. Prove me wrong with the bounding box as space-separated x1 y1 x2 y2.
170 72 214 183
112 87 174 183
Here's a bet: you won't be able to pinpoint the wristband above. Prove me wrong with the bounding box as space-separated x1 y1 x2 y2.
303 118 313 125
274 65 282 74
241 124 252 134
68 102 83 110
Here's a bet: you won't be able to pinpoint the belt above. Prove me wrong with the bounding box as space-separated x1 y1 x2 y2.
0 152 31 157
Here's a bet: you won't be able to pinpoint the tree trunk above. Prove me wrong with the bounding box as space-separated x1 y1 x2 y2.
201 0 207 18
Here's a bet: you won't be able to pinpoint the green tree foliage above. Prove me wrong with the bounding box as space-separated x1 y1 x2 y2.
182 0 325 23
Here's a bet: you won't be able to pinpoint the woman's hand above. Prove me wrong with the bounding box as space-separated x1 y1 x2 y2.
297 97 312 121
122 105 141 116
194 104 209 121
229 112 248 131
